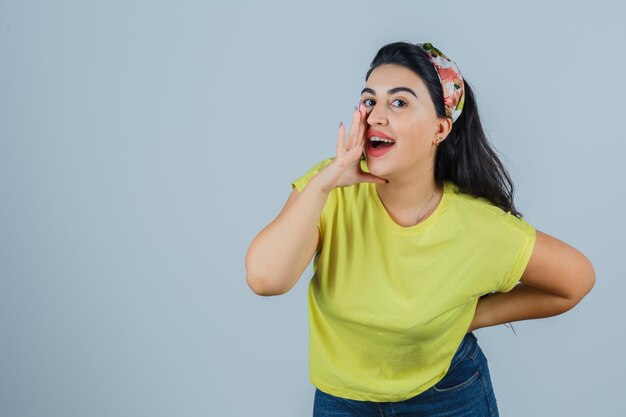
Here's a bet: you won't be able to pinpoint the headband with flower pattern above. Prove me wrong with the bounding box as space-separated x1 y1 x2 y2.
416 42 465 123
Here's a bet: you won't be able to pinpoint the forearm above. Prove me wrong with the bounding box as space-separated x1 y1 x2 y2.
468 283 580 332
245 171 331 296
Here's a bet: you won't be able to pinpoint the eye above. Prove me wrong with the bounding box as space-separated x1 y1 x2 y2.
361 98 408 108
392 99 407 107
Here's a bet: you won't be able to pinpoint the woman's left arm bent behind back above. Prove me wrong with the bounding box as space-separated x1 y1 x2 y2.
468 229 596 332
518 229 596 303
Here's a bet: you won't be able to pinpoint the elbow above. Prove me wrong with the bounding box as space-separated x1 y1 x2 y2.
245 261 274 296
245 245 268 296
245 243 293 296
581 259 596 297
578 257 596 298
245 248 284 296
566 258 596 308
246 273 265 296
585 260 596 293
246 274 288 297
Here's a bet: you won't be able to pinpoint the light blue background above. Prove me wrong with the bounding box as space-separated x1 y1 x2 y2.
1 1 623 416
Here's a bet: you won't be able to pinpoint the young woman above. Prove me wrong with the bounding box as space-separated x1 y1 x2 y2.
245 41 595 416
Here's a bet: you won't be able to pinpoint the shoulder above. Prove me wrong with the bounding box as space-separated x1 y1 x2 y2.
445 182 530 233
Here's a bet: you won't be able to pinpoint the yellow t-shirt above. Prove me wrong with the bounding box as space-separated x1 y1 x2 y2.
291 157 536 402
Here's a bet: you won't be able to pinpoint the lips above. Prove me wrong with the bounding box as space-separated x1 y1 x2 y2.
366 129 396 158
367 130 395 140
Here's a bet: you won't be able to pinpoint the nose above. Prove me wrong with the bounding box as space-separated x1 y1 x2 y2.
366 103 388 126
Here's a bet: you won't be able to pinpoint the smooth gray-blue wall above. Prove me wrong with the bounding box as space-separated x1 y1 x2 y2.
1 1 623 416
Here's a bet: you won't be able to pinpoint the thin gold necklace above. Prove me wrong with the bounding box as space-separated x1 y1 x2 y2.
415 184 439 225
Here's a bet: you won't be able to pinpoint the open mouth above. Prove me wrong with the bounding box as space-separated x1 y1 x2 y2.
367 137 396 156
370 140 395 149
369 137 396 149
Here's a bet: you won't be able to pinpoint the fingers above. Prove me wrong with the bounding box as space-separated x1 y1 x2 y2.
345 105 361 151
356 103 366 149
338 102 367 160
336 121 345 154
357 103 367 145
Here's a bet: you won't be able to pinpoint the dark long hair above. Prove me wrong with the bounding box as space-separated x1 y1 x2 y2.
365 41 523 219
366 41 522 333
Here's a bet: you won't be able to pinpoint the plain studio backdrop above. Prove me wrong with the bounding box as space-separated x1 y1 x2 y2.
0 1 623 416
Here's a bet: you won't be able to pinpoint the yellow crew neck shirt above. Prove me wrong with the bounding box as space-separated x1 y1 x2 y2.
291 157 536 402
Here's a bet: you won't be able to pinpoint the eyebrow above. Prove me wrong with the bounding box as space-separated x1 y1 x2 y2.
360 87 418 98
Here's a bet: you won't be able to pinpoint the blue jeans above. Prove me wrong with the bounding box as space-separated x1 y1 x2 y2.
312 332 499 417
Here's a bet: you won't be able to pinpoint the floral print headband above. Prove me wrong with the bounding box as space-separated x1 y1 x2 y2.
416 42 465 123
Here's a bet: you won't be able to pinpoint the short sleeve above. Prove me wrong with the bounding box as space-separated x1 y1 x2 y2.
290 157 336 239
291 157 335 192
497 219 537 293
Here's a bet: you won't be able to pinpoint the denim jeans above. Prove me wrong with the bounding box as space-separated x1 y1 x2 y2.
312 332 499 417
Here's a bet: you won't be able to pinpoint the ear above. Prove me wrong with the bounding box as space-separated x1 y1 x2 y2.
435 117 453 141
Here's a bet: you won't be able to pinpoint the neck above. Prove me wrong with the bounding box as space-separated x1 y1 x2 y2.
375 173 442 220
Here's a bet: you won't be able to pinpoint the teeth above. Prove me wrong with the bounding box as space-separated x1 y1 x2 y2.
370 136 395 143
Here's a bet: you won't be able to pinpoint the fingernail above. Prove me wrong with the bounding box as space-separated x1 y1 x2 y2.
356 99 361 109
339 121 343 127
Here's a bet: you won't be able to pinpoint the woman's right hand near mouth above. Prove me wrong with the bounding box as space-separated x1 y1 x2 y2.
317 103 389 192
